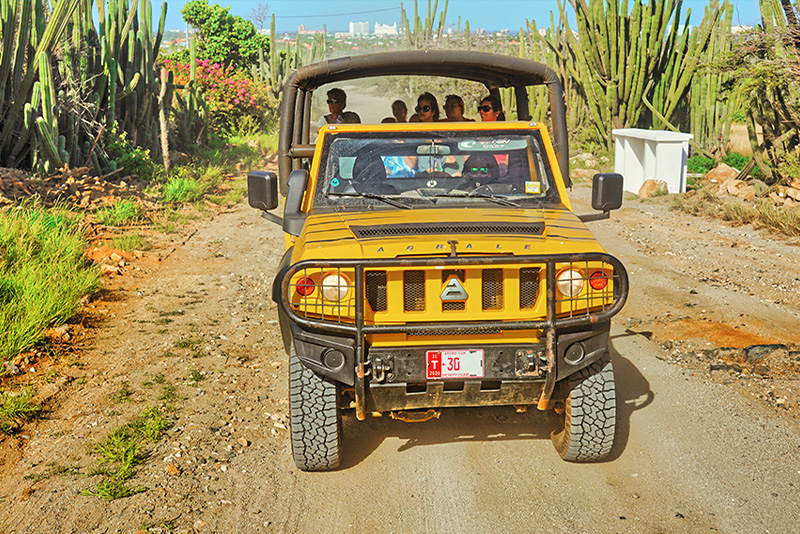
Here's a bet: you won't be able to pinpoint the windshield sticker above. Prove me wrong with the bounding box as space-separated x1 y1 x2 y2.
457 139 527 151
525 181 541 194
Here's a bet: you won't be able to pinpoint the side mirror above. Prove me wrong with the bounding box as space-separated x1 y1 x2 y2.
591 173 623 212
578 173 623 223
284 169 309 236
248 171 279 211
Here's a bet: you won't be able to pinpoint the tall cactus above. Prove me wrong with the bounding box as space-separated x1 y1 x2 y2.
0 0 170 175
538 0 726 148
400 0 449 49
254 14 326 100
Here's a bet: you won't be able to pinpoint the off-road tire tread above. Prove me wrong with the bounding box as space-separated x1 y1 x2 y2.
289 348 341 470
550 353 616 462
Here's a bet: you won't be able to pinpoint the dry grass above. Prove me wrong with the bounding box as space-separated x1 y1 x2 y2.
673 188 800 237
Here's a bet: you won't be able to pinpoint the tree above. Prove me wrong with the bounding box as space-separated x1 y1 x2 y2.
249 2 271 31
181 0 269 68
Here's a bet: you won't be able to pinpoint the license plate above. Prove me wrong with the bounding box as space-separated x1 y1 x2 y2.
426 349 484 379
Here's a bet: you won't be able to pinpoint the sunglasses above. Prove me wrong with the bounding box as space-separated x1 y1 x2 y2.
415 105 432 113
326 98 340 104
477 105 494 113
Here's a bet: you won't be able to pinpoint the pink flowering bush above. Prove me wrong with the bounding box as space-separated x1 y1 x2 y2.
164 58 278 137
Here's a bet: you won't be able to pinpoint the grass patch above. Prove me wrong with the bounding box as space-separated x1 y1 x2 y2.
95 200 143 226
162 177 208 203
187 368 205 386
111 233 151 252
23 462 81 483
158 383 183 403
0 388 41 434
109 381 133 403
175 338 202 350
673 188 800 237
0 202 101 361
82 406 171 501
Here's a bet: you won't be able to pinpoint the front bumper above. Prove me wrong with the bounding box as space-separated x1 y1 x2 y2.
278 253 628 418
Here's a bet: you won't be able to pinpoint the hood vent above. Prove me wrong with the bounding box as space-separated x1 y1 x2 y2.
350 222 544 238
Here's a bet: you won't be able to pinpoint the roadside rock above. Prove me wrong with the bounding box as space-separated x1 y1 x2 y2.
638 179 668 198
704 163 739 184
570 168 599 181
745 344 789 364
710 347 745 362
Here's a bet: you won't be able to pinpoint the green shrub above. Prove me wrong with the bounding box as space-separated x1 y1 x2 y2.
722 153 750 171
0 203 100 361
95 200 143 226
104 126 162 181
687 155 716 174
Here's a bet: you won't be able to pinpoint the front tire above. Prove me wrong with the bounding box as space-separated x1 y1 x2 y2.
289 347 342 470
549 353 616 462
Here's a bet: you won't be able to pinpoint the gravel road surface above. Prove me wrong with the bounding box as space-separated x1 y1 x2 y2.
1 183 799 534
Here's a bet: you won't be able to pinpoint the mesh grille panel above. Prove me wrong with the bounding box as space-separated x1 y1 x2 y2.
482 269 504 310
351 222 544 238
404 271 425 311
365 271 387 312
520 267 540 309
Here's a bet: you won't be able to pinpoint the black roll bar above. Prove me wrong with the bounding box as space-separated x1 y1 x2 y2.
278 50 570 194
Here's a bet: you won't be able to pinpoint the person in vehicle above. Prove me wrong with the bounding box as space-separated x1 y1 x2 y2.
415 93 440 122
442 95 474 122
317 88 361 127
457 153 500 190
351 153 398 194
478 95 505 121
392 100 408 122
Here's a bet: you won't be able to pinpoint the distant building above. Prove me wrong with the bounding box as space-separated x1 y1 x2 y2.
375 22 398 36
298 24 324 36
349 21 369 35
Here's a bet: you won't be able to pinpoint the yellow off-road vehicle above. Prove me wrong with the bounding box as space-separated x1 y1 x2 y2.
248 51 628 470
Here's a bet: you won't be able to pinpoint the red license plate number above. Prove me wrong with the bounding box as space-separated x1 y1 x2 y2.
426 349 484 379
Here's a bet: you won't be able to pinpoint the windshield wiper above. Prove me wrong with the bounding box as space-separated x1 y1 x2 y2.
433 190 521 207
328 192 412 209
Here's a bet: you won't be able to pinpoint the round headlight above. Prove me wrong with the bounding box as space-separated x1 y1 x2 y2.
321 274 349 302
556 269 584 297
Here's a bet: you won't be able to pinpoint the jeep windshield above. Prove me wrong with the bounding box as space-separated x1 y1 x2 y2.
313 128 561 209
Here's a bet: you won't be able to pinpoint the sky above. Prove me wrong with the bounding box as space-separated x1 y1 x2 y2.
162 0 767 34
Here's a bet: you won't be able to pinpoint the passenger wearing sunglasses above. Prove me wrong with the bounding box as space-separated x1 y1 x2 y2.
415 92 440 122
317 88 361 128
478 95 505 121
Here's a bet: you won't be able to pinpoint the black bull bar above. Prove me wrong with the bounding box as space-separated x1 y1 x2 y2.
278 253 628 420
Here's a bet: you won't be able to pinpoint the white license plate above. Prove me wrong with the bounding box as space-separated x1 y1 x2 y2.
426 349 484 379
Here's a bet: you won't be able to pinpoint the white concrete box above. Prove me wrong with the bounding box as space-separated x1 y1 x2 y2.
612 128 693 194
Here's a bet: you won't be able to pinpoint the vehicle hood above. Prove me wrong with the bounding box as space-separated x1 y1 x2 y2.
291 206 606 261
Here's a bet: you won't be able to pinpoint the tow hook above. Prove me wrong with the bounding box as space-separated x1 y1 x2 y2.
373 357 391 383
390 409 441 423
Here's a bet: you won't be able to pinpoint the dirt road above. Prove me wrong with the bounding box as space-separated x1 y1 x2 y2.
2 183 799 534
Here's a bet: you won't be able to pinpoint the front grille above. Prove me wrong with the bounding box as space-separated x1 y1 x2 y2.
404 270 425 311
365 271 387 312
351 222 544 238
520 267 540 309
409 328 502 336
442 269 465 311
482 269 504 310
